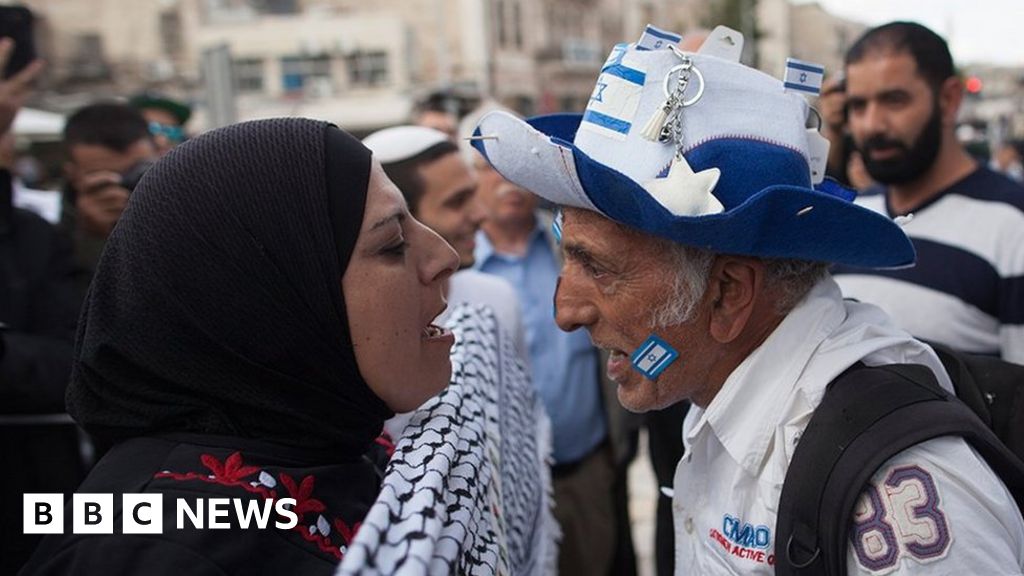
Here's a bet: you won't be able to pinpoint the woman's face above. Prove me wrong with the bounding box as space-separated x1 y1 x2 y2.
343 162 459 412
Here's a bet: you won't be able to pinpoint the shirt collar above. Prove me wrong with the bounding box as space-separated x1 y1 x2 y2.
473 228 496 268
473 220 549 267
686 277 848 477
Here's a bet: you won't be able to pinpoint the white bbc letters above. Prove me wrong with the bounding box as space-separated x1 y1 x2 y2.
208 498 231 529
122 494 164 534
23 494 64 534
23 494 299 534
72 494 114 534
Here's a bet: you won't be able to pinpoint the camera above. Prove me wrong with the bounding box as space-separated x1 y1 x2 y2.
0 5 36 79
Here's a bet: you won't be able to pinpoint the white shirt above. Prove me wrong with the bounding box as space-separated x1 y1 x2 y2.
834 171 1024 364
673 277 1024 575
446 269 527 361
12 180 62 224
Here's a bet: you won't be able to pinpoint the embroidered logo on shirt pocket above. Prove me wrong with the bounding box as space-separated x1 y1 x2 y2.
706 513 776 568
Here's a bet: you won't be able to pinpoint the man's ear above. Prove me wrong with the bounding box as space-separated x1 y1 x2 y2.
706 256 763 344
939 75 964 127
63 161 76 182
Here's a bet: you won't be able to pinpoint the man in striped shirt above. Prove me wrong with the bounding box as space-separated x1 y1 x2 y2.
832 21 1024 364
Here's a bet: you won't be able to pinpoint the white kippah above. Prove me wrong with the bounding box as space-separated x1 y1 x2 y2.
362 126 450 164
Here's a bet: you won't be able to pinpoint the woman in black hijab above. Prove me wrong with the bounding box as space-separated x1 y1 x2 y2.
21 118 459 575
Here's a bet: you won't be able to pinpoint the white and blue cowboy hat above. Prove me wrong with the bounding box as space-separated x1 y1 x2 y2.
470 29 914 268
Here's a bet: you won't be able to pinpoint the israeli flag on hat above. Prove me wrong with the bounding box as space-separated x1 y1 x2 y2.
784 57 824 96
581 43 647 141
637 24 681 51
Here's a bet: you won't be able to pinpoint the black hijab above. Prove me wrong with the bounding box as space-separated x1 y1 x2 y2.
66 118 393 457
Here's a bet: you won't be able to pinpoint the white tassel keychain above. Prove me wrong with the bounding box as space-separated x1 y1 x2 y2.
641 53 704 143
639 99 674 142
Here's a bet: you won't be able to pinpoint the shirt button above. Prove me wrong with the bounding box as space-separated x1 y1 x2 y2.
684 517 694 534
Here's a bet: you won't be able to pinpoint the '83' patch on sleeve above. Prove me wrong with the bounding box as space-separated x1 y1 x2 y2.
850 465 952 574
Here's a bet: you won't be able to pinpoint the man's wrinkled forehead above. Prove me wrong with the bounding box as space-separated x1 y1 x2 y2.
561 206 664 256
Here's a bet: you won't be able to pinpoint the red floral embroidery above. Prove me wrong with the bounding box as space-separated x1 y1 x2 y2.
155 451 274 499
154 451 362 562
201 452 261 483
279 473 326 516
334 518 361 544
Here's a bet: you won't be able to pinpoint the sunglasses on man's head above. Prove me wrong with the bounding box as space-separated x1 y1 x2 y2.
148 121 185 143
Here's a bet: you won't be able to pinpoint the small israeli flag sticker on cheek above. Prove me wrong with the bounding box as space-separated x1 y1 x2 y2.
783 57 824 96
630 335 679 380
552 209 564 244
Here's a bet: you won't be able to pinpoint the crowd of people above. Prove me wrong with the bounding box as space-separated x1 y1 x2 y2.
3 16 1023 576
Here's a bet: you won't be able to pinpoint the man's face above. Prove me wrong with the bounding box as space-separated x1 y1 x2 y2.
414 152 485 268
66 138 158 237
474 157 538 227
846 51 943 184
554 207 718 412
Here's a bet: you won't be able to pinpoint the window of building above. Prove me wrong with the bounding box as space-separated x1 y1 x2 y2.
496 0 507 48
233 58 264 93
562 38 601 65
251 0 298 14
513 95 534 117
513 0 523 49
67 34 110 81
345 51 388 87
280 54 331 93
159 10 182 57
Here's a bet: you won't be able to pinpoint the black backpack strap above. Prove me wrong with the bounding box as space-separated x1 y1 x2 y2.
775 362 1024 576
929 341 1024 456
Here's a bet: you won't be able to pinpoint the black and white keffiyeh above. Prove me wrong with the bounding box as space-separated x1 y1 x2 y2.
336 304 557 575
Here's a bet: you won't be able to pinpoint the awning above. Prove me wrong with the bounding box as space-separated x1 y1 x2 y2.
13 107 66 140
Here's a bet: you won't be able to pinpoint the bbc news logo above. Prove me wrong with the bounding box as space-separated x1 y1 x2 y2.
24 494 299 534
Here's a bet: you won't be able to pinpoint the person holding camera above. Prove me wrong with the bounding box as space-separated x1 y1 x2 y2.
60 102 158 297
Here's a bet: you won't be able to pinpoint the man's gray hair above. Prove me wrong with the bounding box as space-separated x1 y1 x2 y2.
648 242 829 329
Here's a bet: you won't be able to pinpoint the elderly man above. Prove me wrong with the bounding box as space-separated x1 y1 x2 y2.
471 26 1024 574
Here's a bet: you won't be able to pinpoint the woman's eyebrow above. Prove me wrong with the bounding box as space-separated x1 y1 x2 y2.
370 210 405 232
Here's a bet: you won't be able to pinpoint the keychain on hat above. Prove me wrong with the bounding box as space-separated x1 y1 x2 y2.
639 46 722 218
640 47 704 143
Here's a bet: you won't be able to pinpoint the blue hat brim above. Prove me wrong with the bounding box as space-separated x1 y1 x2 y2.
474 113 915 269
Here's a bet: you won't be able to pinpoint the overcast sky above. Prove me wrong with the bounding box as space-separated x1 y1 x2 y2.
792 0 1024 66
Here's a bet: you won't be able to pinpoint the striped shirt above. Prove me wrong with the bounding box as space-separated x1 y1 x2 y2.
834 167 1024 364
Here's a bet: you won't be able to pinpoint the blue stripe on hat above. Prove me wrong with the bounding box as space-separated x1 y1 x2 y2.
645 27 681 42
786 60 825 74
582 109 632 134
783 81 820 94
600 64 646 86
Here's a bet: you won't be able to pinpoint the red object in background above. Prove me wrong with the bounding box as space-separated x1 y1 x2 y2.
965 76 983 94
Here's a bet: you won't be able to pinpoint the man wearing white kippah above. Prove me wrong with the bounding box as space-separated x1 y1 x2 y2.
363 125 527 360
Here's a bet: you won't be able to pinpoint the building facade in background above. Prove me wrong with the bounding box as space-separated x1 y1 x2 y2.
28 0 1015 138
